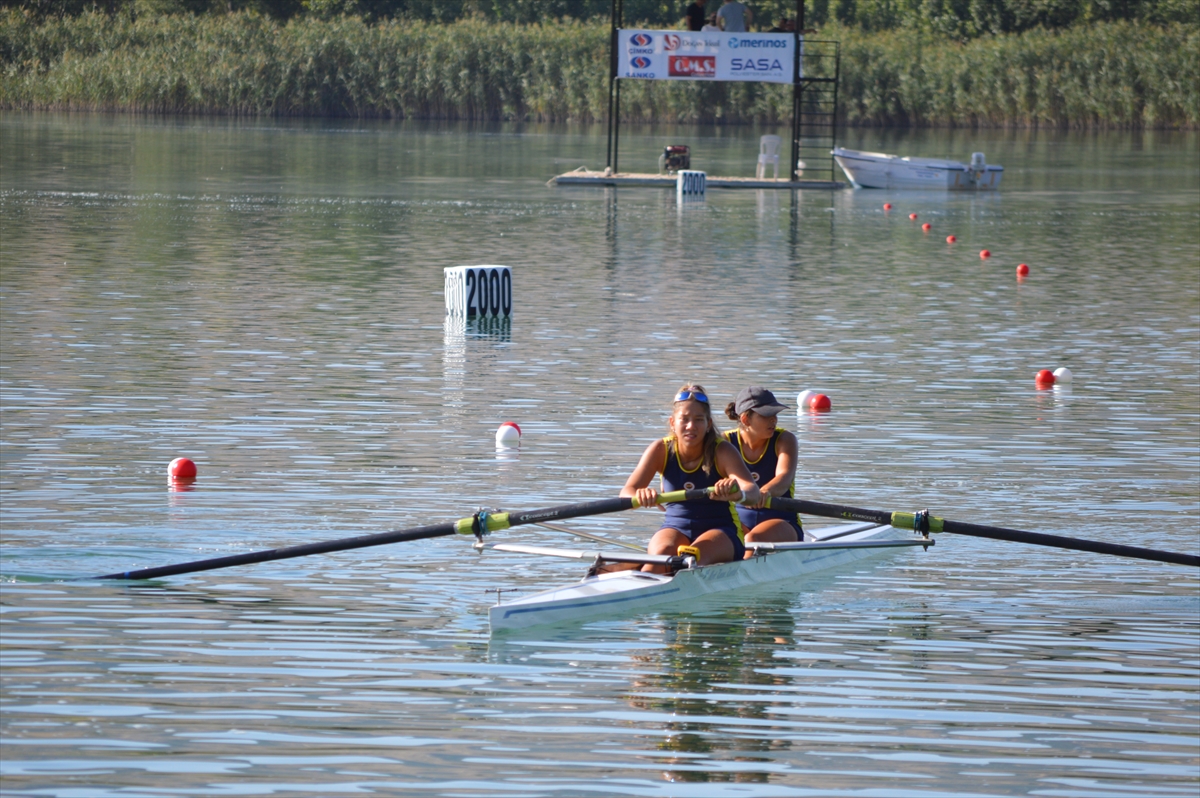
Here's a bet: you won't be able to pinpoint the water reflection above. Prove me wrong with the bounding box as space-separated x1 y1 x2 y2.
630 597 798 784
1 115 1197 797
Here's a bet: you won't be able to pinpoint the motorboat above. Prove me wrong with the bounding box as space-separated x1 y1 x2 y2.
833 147 1003 190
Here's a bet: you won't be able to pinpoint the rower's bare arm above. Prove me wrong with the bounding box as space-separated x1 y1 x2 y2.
621 438 666 510
714 441 761 504
759 430 799 499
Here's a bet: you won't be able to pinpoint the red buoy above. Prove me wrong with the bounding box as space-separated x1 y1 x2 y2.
168 457 197 480
809 393 832 412
922 222 932 231
1016 263 1030 277
909 213 919 220
1035 369 1056 388
946 235 957 243
980 249 992 259
883 203 893 210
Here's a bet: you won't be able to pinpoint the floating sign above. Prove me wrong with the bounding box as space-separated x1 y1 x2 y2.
618 30 797 84
444 265 512 317
677 170 706 198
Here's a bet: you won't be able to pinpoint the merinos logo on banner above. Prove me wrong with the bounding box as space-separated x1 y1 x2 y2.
663 34 681 51
728 37 789 49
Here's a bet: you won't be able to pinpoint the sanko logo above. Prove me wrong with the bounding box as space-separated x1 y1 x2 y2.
663 34 680 51
631 33 653 47
630 56 652 69
728 37 789 49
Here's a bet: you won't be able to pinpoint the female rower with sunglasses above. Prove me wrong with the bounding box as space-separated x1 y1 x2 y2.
723 386 803 551
621 384 761 568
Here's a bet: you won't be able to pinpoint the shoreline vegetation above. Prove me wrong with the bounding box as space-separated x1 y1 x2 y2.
1 11 1196 128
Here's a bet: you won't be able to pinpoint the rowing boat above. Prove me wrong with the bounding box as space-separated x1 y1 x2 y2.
488 521 930 632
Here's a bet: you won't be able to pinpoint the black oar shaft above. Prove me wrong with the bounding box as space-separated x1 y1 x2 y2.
769 497 892 526
506 497 634 526
96 496 637 581
936 518 1199 568
765 496 1199 568
96 522 458 581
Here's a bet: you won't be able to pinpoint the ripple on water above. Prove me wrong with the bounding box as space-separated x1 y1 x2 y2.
1 117 1198 797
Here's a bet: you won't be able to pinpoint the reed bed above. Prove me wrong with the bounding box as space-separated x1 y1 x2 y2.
1 11 1195 127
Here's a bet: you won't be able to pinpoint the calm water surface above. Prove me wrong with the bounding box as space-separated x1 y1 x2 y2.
1 114 1198 797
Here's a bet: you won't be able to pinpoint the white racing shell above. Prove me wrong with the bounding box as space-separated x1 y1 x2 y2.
489 522 922 632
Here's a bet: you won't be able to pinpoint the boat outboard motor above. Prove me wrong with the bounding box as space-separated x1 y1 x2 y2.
970 152 987 185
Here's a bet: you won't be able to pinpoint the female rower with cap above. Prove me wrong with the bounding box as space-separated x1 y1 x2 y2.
723 386 804 553
621 384 761 569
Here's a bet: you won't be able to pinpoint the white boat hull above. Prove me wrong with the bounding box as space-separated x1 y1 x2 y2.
833 147 1003 190
489 523 915 632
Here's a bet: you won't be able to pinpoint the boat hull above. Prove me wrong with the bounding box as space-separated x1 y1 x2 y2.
833 148 1003 190
489 523 911 632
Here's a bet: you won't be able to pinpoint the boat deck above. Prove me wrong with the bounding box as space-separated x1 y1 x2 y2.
552 170 845 190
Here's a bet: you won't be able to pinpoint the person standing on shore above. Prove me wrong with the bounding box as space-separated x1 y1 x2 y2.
684 0 707 31
716 0 753 32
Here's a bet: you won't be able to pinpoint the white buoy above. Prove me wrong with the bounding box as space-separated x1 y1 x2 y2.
796 390 815 412
495 421 521 447
1052 366 1073 384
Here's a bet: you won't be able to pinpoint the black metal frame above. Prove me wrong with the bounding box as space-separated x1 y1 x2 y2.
604 0 837 180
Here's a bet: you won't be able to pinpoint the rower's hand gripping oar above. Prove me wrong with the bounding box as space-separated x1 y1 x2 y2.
91 490 693 581
755 495 1199 568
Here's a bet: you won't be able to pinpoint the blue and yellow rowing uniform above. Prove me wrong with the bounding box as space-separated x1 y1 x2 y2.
724 428 805 540
658 437 746 558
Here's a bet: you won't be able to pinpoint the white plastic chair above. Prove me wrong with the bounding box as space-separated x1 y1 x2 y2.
756 135 781 179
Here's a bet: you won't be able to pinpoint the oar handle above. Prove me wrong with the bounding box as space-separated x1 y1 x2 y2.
762 495 1199 568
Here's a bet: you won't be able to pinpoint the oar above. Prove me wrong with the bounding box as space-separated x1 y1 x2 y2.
758 496 1199 568
92 491 687 581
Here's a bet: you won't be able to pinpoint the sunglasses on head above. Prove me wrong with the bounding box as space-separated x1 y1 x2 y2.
674 389 708 404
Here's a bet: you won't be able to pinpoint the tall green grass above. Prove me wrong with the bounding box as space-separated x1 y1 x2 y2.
1 11 1195 127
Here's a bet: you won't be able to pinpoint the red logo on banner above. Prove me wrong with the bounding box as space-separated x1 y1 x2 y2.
668 55 716 78
663 34 680 51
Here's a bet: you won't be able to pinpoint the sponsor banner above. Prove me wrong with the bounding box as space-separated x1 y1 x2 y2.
617 30 797 84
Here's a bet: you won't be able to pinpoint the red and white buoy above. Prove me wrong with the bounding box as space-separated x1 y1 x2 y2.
495 421 521 447
1016 263 1030 277
980 249 992 259
946 235 957 243
909 213 919 220
883 203 893 211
